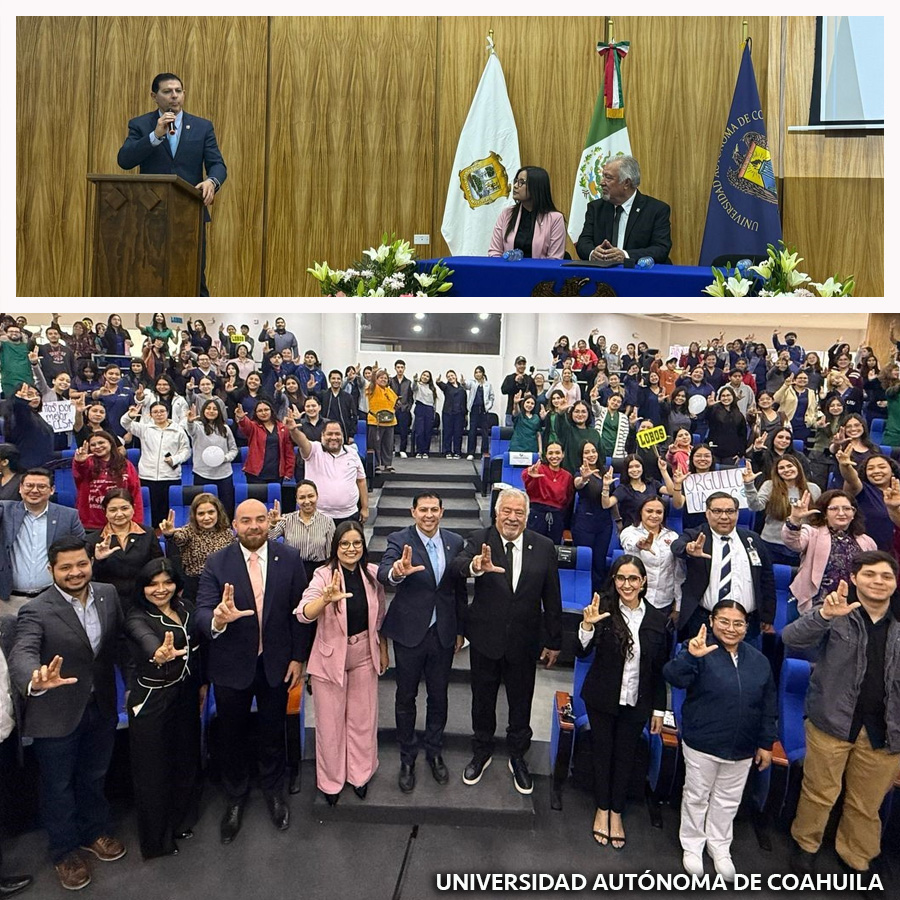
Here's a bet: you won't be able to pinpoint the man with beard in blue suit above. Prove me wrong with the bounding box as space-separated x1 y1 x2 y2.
117 73 227 296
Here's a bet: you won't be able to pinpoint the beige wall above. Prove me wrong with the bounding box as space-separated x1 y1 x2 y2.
16 16 882 297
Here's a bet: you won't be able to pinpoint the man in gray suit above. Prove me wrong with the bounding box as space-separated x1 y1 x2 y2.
0 468 85 613
9 537 126 892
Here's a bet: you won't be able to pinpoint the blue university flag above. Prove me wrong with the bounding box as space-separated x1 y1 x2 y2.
699 41 782 266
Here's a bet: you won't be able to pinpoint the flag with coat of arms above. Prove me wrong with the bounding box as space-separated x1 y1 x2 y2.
699 40 782 265
441 36 520 256
568 41 632 243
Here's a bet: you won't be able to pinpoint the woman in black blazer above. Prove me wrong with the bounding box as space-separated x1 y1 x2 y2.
124 559 203 859
576 554 668 850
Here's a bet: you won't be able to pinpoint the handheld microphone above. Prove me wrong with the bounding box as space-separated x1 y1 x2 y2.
168 107 176 136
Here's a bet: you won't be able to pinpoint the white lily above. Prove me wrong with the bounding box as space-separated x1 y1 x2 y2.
779 248 804 273
414 272 436 288
810 277 842 297
787 269 809 288
307 261 333 282
725 276 753 297
749 261 773 279
366 287 387 297
363 244 391 263
703 281 727 297
393 241 415 267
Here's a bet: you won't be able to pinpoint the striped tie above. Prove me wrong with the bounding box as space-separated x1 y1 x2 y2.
718 536 732 602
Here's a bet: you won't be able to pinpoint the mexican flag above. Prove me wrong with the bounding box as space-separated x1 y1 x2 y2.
568 41 632 243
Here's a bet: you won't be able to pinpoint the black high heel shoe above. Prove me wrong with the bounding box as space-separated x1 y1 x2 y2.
353 782 368 800
324 792 340 807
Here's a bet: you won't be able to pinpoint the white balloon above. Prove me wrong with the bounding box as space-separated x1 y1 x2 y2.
201 446 226 468
688 394 708 416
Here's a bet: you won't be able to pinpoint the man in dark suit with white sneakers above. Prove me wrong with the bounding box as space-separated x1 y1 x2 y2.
451 488 562 795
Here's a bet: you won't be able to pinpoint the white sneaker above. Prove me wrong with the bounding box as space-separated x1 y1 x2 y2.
454 454 461 459
399 451 408 459
466 455 474 460
712 855 736 881
415 454 422 459
423 453 429 458
445 454 453 459
682 852 704 876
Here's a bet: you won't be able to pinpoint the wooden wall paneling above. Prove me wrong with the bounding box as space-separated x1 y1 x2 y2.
266 17 438 297
782 177 883 298
94 16 268 297
16 17 93 297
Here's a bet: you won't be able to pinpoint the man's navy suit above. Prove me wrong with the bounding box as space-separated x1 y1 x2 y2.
195 540 309 801
575 191 672 264
117 110 226 295
377 526 467 765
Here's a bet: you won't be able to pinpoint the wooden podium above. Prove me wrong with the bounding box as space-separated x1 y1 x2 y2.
87 175 204 296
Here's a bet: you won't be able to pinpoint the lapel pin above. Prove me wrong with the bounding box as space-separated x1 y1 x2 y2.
527 544 532 550
274 556 279 562
186 124 191 130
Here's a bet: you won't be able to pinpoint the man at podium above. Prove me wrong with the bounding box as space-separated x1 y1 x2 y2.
117 73 227 296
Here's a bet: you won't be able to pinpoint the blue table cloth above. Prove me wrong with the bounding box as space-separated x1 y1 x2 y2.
424 257 712 298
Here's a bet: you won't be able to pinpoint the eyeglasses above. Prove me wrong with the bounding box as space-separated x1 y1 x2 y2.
22 484 52 492
708 509 738 517
513 178 528 187
338 541 364 550
614 574 644 585
826 506 855 513
713 619 748 631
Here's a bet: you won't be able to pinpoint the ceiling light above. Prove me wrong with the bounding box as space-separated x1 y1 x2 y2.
414 313 426 320
412 325 423 333
470 326 480 334
478 313 490 320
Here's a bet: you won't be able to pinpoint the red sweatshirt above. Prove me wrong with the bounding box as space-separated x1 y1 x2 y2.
522 464 575 510
73 456 143 529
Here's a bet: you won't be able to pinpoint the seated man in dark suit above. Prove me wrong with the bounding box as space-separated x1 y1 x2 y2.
377 492 467 792
117 72 227 296
575 156 672 265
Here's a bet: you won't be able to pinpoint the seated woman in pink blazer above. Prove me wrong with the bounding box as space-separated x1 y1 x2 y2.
296 521 388 805
488 166 567 259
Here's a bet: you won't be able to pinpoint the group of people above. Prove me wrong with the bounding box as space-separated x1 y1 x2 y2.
488 156 672 265
1 314 900 893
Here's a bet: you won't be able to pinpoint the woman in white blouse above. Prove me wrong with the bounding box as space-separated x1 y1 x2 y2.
619 496 683 621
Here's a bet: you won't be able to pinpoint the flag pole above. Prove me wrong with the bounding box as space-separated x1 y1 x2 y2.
742 20 748 43
606 18 614 44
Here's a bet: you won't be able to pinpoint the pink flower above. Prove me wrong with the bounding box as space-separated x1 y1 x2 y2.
335 291 347 297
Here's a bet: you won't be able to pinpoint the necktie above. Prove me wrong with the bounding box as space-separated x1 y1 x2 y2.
248 552 264 653
610 206 623 248
717 536 732 603
426 539 441 627
426 539 443 584
167 122 179 157
505 541 515 592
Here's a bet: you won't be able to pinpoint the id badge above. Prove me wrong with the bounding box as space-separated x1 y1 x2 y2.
748 550 762 566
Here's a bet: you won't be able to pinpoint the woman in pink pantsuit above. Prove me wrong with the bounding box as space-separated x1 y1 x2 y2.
297 521 388 805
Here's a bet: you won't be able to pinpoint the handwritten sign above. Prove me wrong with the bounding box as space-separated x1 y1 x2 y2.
683 468 748 514
636 425 668 449
39 400 76 434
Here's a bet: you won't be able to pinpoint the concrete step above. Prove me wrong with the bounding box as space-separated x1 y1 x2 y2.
310 746 535 828
375 498 481 517
379 482 477 498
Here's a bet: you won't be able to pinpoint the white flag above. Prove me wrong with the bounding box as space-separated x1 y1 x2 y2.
441 39 520 256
